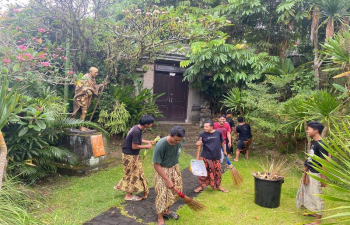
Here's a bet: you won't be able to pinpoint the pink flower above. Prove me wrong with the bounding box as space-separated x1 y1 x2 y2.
17 41 22 43
40 62 50 67
61 56 67 60
8 88 12 91
16 26 21 30
36 53 47 59
23 53 33 60
21 38 25 41
43 47 48 50
13 9 20 13
68 70 74 75
295 41 299 45
18 45 27 51
2 59 11 64
52 54 58 58
35 106 42 111
38 28 46 33
15 78 20 81
16 54 25 60
57 47 62 51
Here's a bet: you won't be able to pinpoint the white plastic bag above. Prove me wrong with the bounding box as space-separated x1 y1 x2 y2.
189 159 207 177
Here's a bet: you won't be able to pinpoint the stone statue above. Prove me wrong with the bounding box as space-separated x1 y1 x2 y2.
71 67 104 131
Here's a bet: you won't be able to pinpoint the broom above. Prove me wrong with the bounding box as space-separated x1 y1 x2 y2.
224 153 244 186
173 188 205 211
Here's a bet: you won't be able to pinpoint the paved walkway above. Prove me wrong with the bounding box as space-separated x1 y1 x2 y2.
84 168 200 225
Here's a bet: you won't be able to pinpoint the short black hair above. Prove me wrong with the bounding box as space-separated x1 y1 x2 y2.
226 110 232 114
203 121 214 127
170 126 186 137
308 121 324 135
218 115 226 119
139 115 155 125
237 117 244 123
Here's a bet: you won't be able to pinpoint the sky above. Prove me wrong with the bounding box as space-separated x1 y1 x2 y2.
0 0 29 11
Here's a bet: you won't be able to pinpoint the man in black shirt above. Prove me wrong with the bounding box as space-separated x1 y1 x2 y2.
114 115 156 201
194 121 229 193
234 117 252 161
225 110 235 158
296 122 329 225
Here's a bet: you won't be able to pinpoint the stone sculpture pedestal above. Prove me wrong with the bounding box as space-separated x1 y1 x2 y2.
57 129 116 176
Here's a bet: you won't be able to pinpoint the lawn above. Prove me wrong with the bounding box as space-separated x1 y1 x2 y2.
34 148 193 225
34 149 342 225
167 154 343 225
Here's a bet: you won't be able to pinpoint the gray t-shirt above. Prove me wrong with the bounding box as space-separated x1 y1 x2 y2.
152 137 184 168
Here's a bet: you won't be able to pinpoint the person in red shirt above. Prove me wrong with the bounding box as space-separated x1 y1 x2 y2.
213 115 232 156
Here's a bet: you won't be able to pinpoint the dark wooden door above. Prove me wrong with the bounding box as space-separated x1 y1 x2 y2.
154 72 188 121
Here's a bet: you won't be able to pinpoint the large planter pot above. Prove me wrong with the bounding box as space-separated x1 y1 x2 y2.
253 175 284 208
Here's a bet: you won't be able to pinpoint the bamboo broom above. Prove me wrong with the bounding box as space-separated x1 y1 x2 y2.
173 188 205 211
224 154 244 186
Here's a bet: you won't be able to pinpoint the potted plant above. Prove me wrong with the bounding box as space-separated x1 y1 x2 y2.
252 157 292 208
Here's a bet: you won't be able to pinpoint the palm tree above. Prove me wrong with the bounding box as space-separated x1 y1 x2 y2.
321 29 350 93
310 0 350 89
0 74 22 190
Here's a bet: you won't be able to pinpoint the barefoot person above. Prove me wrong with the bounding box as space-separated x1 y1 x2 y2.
234 117 252 162
153 126 185 225
296 122 329 225
194 121 228 193
114 115 156 201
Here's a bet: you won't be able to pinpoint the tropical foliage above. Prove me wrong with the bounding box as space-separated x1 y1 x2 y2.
308 123 350 224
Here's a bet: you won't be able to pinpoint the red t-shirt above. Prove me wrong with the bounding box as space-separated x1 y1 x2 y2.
213 122 231 143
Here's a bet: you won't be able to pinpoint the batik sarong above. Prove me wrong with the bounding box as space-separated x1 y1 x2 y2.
199 158 222 189
155 164 183 214
115 153 149 198
237 138 253 154
296 172 324 215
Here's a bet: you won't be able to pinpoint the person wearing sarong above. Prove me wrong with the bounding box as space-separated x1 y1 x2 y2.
114 115 156 201
296 122 329 225
194 121 228 193
234 116 252 161
225 110 236 158
153 126 185 225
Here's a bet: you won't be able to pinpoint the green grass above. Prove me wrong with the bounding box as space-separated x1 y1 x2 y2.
167 153 343 225
34 148 193 225
33 149 343 225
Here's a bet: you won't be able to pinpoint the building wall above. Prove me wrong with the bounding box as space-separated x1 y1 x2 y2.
186 86 201 123
142 64 154 91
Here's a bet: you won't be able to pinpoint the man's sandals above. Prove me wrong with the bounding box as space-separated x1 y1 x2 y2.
163 212 180 220
124 195 142 201
194 186 203 193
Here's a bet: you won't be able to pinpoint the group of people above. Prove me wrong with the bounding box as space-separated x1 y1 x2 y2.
113 113 252 225
113 114 329 225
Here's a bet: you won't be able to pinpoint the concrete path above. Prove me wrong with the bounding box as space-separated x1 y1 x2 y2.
84 168 200 225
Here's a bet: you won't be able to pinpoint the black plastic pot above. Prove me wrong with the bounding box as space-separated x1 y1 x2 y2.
254 175 284 208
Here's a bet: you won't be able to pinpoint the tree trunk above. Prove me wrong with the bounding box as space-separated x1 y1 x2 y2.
304 122 311 153
0 132 8 190
321 125 329 139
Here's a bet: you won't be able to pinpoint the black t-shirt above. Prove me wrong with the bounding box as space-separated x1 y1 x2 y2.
236 123 252 141
305 140 329 173
226 118 235 129
122 125 142 155
198 130 223 160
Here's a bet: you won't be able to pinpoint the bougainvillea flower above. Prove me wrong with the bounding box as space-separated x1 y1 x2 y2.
40 62 50 67
16 55 25 60
61 56 67 60
57 47 62 51
2 59 11 63
18 45 27 51
38 28 46 33
13 9 20 13
36 53 47 59
16 26 21 30
68 70 74 75
23 53 33 60
52 54 58 58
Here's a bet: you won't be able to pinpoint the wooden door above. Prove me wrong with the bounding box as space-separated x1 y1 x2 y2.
154 72 188 121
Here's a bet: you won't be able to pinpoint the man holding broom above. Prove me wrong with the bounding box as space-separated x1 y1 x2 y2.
114 115 156 201
194 121 229 193
153 126 185 225
296 122 329 225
